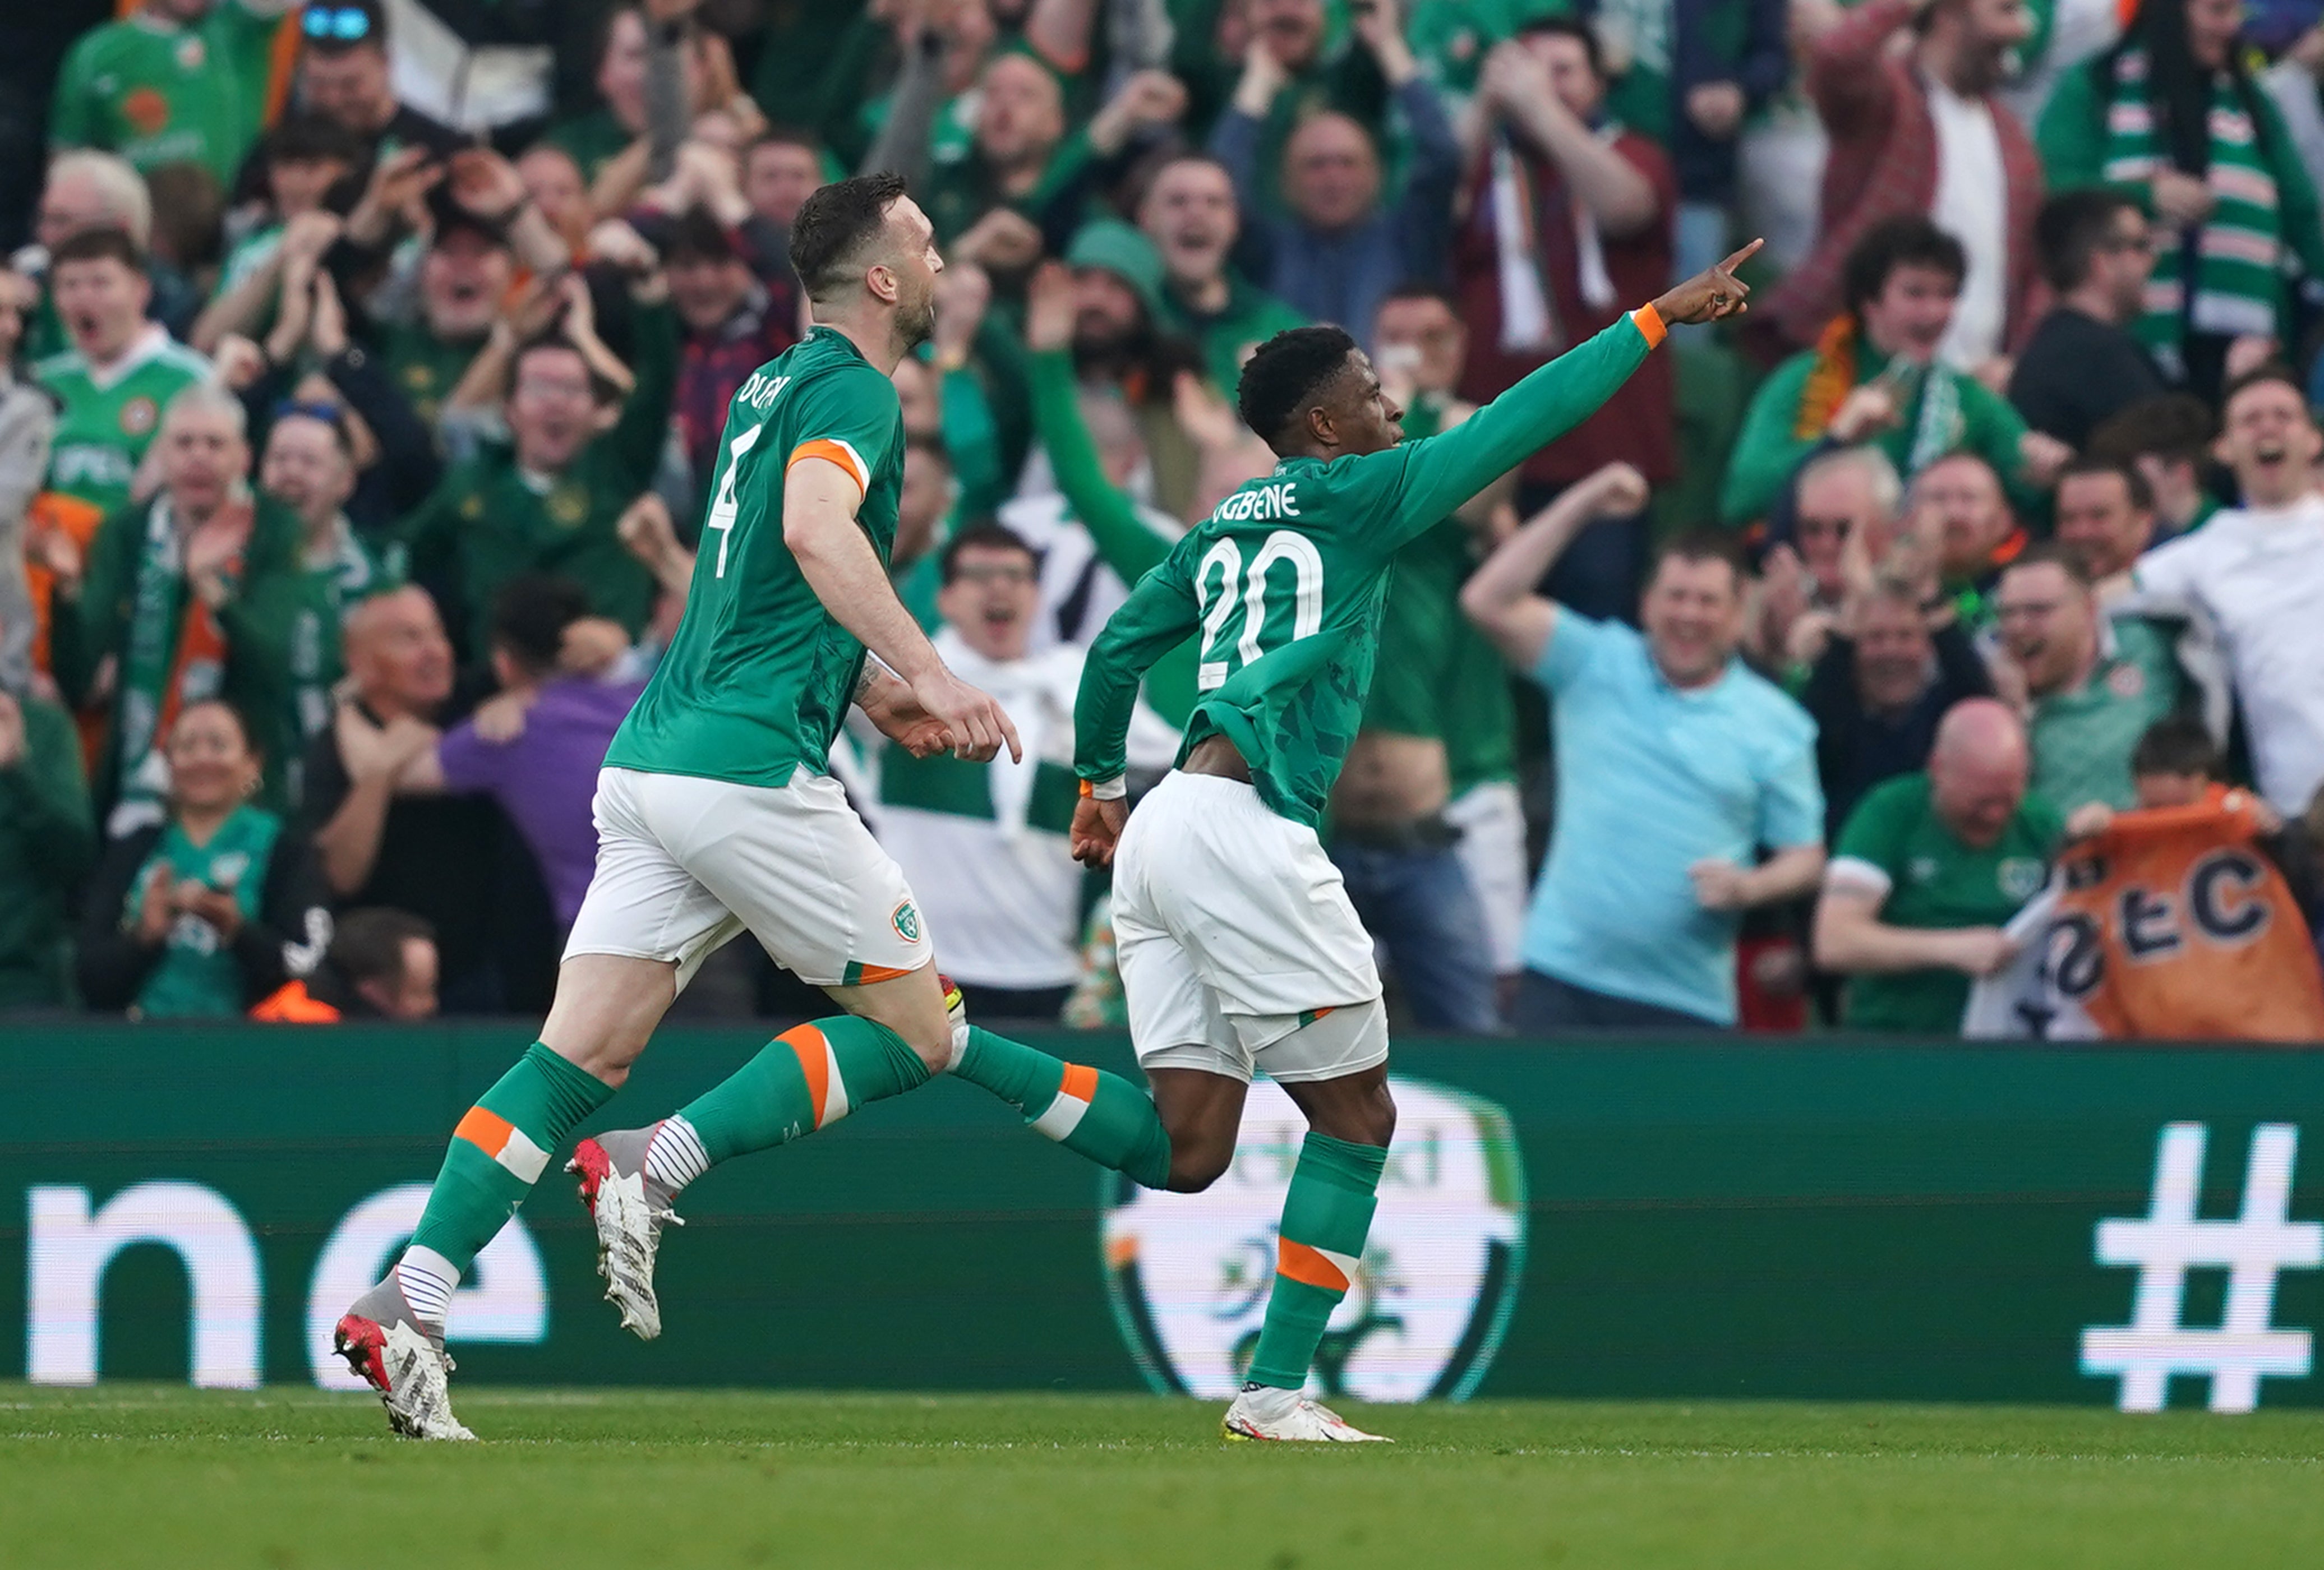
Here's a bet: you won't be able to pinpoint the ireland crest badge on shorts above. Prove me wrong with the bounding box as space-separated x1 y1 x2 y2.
1101 1077 1526 1401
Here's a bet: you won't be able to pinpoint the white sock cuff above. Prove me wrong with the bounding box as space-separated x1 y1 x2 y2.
397 1246 458 1328
645 1116 712 1190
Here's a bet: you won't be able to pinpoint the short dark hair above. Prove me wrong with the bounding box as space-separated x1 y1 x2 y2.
265 112 367 170
2035 188 2143 292
172 696 260 764
329 907 437 990
2055 451 2156 512
49 225 145 275
790 171 909 302
2087 394 2215 466
2132 715 2221 780
1649 528 1745 589
1841 216 1965 318
664 204 739 266
1515 16 1606 78
2221 362 2314 422
1237 324 1361 447
940 521 1038 583
2003 540 2094 589
490 573 591 676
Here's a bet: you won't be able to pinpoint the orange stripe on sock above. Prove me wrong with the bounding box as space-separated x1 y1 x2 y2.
454 1105 514 1158
785 1024 832 1127
1278 1238 1350 1292
1059 1063 1100 1104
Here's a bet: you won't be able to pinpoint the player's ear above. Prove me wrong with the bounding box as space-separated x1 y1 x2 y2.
1307 402 1334 447
865 260 900 306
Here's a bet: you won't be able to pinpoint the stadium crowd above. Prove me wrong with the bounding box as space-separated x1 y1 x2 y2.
4 0 2324 1038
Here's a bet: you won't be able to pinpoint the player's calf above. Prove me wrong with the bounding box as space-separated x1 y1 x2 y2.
948 1018 1174 1190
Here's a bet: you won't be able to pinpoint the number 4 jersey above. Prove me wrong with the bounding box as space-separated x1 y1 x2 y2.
1076 308 1666 826
606 327 905 787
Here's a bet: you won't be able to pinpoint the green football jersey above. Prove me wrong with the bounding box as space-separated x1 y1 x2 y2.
605 326 905 787
36 329 213 518
49 4 283 184
1832 772 2065 1035
1078 311 1661 827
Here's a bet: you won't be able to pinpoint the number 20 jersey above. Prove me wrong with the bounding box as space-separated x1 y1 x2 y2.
1075 312 1662 829
604 327 905 788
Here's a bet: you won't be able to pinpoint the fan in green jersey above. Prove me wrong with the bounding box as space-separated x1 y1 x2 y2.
1066 240 1763 1442
35 229 212 521
49 0 290 186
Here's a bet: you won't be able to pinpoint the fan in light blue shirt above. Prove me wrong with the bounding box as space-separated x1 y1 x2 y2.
1460 465 1828 1029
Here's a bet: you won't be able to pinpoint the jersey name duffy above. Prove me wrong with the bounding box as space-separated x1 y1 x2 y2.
603 327 904 789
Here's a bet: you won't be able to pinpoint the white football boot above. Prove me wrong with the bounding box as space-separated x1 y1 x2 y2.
1222 1387 1392 1443
567 1125 684 1340
333 1278 474 1440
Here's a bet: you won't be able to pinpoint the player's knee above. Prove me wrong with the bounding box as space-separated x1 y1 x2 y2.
1161 1119 1236 1193
540 1031 648 1089
1353 1082 1397 1148
895 1018 956 1075
1164 1142 1233 1193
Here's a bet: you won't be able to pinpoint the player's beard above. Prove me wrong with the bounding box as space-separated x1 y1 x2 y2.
896 284 939 356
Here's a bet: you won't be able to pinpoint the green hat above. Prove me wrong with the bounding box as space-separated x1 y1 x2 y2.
1065 219 1168 323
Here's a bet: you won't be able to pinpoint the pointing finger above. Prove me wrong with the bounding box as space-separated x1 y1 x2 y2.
995 703 1024 765
1717 237 1765 274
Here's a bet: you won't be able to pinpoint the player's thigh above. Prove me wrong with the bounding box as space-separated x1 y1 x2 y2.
1138 775 1381 1022
556 769 746 1065
822 962 955 1074
1277 1049 1397 1149
1115 879 1251 1084
658 769 933 991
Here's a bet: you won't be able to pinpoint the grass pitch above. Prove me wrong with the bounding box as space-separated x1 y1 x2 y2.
4 1384 2323 1569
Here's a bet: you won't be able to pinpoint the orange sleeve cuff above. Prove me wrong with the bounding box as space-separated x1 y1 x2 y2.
1630 304 1667 350
787 438 870 499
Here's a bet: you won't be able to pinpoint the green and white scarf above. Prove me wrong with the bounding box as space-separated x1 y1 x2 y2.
2101 49 2285 375
127 805 280 1020
113 497 225 840
285 516 388 809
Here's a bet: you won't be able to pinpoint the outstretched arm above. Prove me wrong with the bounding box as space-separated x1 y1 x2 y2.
1378 242 1761 545
1460 463 1650 670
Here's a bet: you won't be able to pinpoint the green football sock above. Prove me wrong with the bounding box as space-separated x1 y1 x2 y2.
1246 1133 1387 1391
954 1025 1173 1190
678 1015 931 1163
407 1042 615 1276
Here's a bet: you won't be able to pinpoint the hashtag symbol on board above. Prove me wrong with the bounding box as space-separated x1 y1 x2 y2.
2080 1123 2324 1412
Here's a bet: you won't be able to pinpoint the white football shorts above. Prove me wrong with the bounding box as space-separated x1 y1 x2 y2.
1110 770 1385 1084
564 766 930 991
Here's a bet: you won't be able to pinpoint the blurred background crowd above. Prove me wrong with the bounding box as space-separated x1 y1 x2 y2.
4 0 2324 1038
